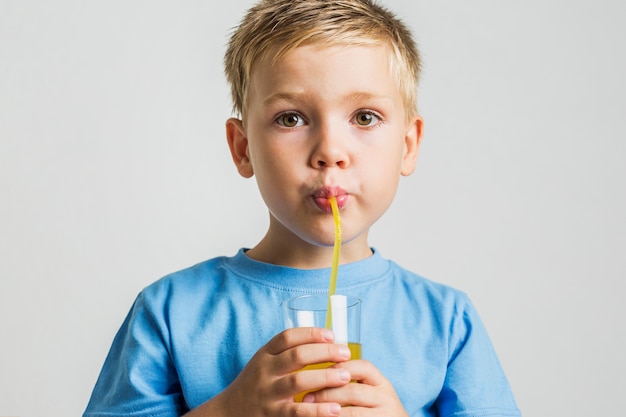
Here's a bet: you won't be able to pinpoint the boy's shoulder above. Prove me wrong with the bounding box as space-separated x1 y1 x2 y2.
139 253 234 299
387 257 468 297
382 257 475 318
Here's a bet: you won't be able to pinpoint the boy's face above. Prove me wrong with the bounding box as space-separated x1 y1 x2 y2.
227 44 422 263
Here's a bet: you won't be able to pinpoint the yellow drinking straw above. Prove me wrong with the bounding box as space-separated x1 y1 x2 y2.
325 196 342 329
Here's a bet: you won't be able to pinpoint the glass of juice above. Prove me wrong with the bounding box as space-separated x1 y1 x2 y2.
280 294 361 402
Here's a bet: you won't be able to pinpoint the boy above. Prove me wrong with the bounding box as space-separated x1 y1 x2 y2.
84 1 520 416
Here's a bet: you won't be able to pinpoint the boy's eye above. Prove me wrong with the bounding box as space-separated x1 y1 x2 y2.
276 113 304 128
354 111 381 126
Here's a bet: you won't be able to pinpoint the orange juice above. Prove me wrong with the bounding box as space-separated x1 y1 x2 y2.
293 342 361 402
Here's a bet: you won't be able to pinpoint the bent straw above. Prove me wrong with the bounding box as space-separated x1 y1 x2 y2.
325 196 342 329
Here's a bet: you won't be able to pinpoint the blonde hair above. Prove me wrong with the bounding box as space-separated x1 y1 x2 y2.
224 0 421 120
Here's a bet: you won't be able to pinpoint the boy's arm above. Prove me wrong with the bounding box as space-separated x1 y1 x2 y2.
184 327 351 417
83 293 189 417
86 298 351 417
434 297 520 415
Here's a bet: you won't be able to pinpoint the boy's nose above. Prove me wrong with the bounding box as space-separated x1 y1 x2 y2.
312 154 347 168
310 126 350 169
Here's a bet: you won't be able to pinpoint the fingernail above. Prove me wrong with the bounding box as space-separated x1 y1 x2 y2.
302 393 314 403
337 369 350 382
330 403 341 415
338 345 351 359
321 329 334 341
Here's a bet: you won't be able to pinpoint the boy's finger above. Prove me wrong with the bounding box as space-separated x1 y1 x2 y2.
277 401 342 417
333 359 385 386
265 327 334 355
273 342 352 374
275 366 351 397
303 381 380 408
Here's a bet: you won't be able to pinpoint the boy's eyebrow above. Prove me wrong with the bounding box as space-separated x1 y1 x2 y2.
263 91 394 107
263 92 304 107
344 91 395 104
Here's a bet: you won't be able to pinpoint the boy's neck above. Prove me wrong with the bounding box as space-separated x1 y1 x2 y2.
245 234 373 269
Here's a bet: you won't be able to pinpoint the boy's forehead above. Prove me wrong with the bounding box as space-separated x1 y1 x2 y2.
250 43 395 86
261 40 392 67
247 43 402 108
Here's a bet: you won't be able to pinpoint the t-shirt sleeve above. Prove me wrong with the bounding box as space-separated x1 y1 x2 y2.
83 292 188 417
435 296 521 417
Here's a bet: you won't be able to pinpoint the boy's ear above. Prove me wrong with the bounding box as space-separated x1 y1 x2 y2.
401 116 423 176
226 118 254 178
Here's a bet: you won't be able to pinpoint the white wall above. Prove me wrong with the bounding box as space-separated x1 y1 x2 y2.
1 1 624 416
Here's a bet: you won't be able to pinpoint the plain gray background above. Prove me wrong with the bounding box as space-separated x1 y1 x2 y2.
1 0 624 416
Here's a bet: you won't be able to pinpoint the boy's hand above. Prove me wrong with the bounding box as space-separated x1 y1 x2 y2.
189 327 352 417
302 360 410 417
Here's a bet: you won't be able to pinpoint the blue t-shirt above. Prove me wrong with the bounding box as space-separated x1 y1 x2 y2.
84 249 520 416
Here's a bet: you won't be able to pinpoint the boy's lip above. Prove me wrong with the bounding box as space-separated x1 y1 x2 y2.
312 187 349 212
